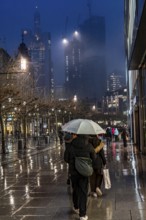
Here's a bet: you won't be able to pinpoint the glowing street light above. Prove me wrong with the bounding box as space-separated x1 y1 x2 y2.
92 105 96 111
20 57 27 71
73 95 77 102
62 38 69 45
74 31 79 36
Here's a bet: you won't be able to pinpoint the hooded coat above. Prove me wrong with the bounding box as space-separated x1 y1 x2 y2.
64 135 96 176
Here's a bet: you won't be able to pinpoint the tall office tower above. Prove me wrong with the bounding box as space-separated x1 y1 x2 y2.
107 72 125 92
79 15 106 100
64 34 83 98
23 6 54 101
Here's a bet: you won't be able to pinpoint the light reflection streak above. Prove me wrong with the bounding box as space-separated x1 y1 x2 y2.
1 166 3 176
54 168 57 173
20 165 23 173
27 168 30 174
26 194 30 199
4 178 7 189
37 176 40 186
130 146 144 219
50 162 54 170
25 185 29 193
9 194 15 205
30 161 33 169
61 164 63 170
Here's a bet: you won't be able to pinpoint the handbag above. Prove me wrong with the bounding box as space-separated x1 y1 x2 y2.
75 157 93 177
103 168 111 189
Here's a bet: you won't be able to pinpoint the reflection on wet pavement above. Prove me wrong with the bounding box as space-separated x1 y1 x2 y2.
0 141 146 219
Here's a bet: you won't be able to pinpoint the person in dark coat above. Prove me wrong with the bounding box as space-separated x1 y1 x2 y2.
64 132 74 185
58 127 64 145
64 134 96 220
121 128 128 147
89 135 106 197
105 127 112 147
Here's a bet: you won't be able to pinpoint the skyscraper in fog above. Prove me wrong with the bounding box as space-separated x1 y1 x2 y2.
64 15 106 100
79 15 106 100
64 33 83 98
23 6 54 100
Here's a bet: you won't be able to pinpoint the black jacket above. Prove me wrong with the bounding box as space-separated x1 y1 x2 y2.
89 136 106 171
64 135 96 175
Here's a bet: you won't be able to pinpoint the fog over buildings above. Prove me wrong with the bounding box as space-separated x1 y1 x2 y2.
0 0 125 100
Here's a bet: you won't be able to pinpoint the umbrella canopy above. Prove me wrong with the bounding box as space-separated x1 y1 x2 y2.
62 119 105 135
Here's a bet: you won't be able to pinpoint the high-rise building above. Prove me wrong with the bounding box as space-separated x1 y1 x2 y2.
23 6 54 101
64 34 83 98
107 72 125 92
79 15 106 100
64 15 106 101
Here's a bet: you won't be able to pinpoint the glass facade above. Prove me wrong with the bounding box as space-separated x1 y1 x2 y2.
125 0 146 153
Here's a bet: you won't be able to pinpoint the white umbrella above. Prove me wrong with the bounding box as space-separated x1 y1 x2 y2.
62 119 105 135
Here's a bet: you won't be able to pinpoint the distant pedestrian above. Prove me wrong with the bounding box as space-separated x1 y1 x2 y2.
121 128 128 147
105 127 112 147
64 134 96 220
58 127 64 145
114 128 119 142
111 128 115 141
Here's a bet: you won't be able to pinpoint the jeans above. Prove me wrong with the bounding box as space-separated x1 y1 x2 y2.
71 174 89 217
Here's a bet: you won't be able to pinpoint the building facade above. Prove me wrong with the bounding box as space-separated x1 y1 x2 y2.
79 15 106 100
107 72 125 92
23 6 54 101
64 15 106 101
125 0 146 153
64 34 83 98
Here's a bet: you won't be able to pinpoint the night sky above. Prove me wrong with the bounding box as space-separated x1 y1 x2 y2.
0 0 125 84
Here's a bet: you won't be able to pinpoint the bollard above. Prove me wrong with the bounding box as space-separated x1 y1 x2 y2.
18 139 24 150
45 136 50 144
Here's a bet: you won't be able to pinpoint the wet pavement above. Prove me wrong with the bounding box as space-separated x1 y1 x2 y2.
0 139 146 220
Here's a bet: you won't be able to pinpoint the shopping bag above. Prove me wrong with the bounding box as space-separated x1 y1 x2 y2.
103 168 111 189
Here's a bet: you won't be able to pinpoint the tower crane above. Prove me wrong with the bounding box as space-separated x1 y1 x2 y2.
62 16 69 44
87 0 92 18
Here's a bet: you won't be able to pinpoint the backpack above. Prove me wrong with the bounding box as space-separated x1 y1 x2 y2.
75 156 93 177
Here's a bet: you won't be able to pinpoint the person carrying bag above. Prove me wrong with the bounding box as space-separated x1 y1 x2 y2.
89 135 106 197
64 134 96 220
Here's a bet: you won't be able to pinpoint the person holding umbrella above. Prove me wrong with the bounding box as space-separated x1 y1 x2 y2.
64 134 96 220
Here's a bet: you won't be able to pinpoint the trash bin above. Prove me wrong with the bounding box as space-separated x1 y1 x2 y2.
18 139 24 150
45 136 50 144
